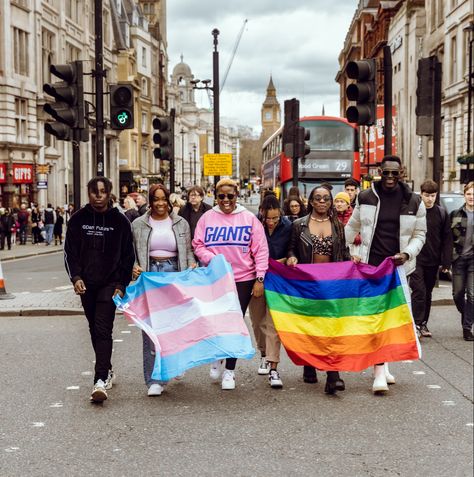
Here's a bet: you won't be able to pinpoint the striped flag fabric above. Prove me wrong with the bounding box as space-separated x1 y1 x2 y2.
265 258 420 372
114 255 254 381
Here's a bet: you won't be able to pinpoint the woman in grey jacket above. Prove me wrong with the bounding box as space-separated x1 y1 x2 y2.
132 184 196 396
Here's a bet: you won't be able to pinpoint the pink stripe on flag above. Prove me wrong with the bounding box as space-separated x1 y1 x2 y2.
158 312 249 356
268 257 395 282
131 273 237 317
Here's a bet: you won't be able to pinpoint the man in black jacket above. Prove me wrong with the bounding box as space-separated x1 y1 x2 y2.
64 177 135 403
409 180 452 338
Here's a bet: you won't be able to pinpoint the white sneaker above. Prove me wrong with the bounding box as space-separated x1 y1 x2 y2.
221 369 235 390
258 357 270 375
385 363 396 385
105 369 115 390
210 360 223 381
147 383 165 396
372 365 389 394
90 379 107 402
269 369 283 388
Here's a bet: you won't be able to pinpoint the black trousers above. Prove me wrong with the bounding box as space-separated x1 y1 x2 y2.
80 285 117 383
0 232 11 250
225 279 255 371
409 264 439 326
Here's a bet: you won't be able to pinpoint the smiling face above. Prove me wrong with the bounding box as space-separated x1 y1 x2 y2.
150 188 169 218
216 185 237 214
334 198 349 213
88 181 110 213
379 160 401 190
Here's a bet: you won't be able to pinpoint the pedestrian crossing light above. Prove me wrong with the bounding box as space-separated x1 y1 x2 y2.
110 84 134 130
345 58 377 126
153 116 173 163
295 125 311 158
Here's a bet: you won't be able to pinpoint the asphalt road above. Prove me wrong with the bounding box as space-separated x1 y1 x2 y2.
0 306 472 476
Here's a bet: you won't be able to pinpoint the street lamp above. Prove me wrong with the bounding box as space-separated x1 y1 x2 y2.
463 22 474 154
192 144 197 185
180 128 185 190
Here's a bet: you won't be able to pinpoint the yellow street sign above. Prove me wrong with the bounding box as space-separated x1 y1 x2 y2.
203 153 232 176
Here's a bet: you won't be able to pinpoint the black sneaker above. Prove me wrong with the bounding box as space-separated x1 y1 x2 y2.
419 324 432 338
463 330 474 341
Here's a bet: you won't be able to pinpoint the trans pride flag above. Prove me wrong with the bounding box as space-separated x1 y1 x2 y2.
265 258 420 372
114 255 254 381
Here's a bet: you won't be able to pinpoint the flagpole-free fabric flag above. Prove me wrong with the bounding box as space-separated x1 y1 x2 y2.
265 258 420 372
114 255 254 381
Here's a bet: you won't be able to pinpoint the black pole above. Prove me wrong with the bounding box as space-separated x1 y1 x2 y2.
383 45 392 156
169 108 176 193
94 0 105 176
193 145 197 185
212 28 220 187
72 129 81 210
433 59 442 191
468 33 473 154
180 129 185 188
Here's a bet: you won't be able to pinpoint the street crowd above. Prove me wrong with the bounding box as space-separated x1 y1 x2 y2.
61 154 473 404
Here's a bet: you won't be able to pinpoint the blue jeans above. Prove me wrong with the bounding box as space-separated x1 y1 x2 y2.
452 255 474 331
142 257 178 386
45 224 54 245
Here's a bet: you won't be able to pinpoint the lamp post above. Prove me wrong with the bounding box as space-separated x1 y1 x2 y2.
464 22 474 154
212 28 220 187
179 128 185 190
192 144 197 185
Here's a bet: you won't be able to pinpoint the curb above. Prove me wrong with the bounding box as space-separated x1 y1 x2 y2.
0 309 125 317
1 249 62 262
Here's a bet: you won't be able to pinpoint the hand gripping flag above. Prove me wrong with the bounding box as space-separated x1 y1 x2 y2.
114 255 254 381
265 258 420 372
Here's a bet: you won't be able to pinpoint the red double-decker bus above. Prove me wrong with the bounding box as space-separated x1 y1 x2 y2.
262 116 360 199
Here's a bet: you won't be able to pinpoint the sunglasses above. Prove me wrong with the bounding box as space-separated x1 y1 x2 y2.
312 195 331 202
381 169 400 177
217 193 235 201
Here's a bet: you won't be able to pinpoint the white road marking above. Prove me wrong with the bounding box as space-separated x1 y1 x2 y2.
113 448 121 452
81 371 93 376
66 386 80 390
41 290 52 293
127 324 135 327
121 331 131 334
55 285 73 290
113 339 124 343
32 422 45 428
427 385 441 389
402 360 413 363
413 371 425 375
4 447 20 452
466 423 474 427
50 402 63 408
51 277 58 280
20 291 30 295
442 401 456 406
26 277 32 280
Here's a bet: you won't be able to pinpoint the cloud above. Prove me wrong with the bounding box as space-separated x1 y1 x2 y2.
167 0 356 131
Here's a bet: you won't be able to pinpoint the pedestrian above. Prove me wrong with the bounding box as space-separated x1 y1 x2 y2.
344 178 360 209
0 208 14 250
66 203 75 224
287 185 349 394
123 196 139 223
169 193 185 215
334 191 353 225
53 207 64 245
17 203 29 245
10 213 18 246
43 203 56 245
178 186 212 240
193 178 269 390
449 181 474 341
131 184 196 396
249 194 291 388
64 177 135 403
345 155 426 394
31 206 43 244
283 195 306 223
409 180 452 338
136 193 148 216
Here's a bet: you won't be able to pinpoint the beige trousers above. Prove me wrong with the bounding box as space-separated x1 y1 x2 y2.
248 295 281 363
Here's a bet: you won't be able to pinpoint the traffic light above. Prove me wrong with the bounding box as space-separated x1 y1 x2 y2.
295 125 311 158
345 58 377 126
43 61 85 141
110 84 134 130
153 116 174 163
415 56 435 136
283 98 299 158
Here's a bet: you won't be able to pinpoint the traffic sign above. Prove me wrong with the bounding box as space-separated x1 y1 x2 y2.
203 153 232 176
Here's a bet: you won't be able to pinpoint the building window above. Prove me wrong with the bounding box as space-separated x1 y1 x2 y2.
42 29 54 85
12 27 29 76
142 47 147 68
66 0 80 23
437 0 444 26
142 77 148 96
450 35 457 84
430 1 436 32
15 98 28 143
66 43 81 62
141 112 148 133
451 117 457 171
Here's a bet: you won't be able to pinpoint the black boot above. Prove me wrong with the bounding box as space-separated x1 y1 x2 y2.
463 329 474 341
325 371 345 394
303 366 318 383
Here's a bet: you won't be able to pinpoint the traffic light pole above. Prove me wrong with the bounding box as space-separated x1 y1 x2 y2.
212 29 220 187
72 129 81 210
383 45 392 157
170 108 176 193
94 0 105 176
433 60 442 191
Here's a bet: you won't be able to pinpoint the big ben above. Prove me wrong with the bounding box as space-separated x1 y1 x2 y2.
261 76 281 141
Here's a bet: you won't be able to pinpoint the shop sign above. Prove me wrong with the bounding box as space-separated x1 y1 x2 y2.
0 164 6 183
13 164 33 183
37 181 48 189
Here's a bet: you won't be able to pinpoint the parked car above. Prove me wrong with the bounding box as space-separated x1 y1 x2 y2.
439 192 464 215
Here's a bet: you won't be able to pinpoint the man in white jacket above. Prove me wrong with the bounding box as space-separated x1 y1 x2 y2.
345 155 426 394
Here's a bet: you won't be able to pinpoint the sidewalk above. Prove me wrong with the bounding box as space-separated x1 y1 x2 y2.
0 242 455 316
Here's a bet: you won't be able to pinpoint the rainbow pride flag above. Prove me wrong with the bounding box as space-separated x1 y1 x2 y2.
114 255 254 381
265 258 420 372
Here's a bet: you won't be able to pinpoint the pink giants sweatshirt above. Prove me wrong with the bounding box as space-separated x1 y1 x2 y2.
192 204 269 282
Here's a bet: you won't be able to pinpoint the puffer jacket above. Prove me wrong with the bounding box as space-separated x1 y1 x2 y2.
132 211 195 272
345 181 426 276
288 214 350 264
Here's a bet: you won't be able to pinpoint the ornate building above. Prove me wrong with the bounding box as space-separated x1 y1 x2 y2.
260 76 281 142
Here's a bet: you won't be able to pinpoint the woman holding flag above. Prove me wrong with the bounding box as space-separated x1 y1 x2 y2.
287 185 350 394
132 184 195 396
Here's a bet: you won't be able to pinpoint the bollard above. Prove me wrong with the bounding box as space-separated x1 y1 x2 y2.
0 260 13 300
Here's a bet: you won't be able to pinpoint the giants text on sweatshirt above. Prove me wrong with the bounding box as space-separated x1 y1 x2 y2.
192 204 269 282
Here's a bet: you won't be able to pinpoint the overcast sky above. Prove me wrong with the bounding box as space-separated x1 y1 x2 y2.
167 1 357 134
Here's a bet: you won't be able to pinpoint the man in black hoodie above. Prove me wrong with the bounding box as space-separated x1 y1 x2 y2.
64 177 134 403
